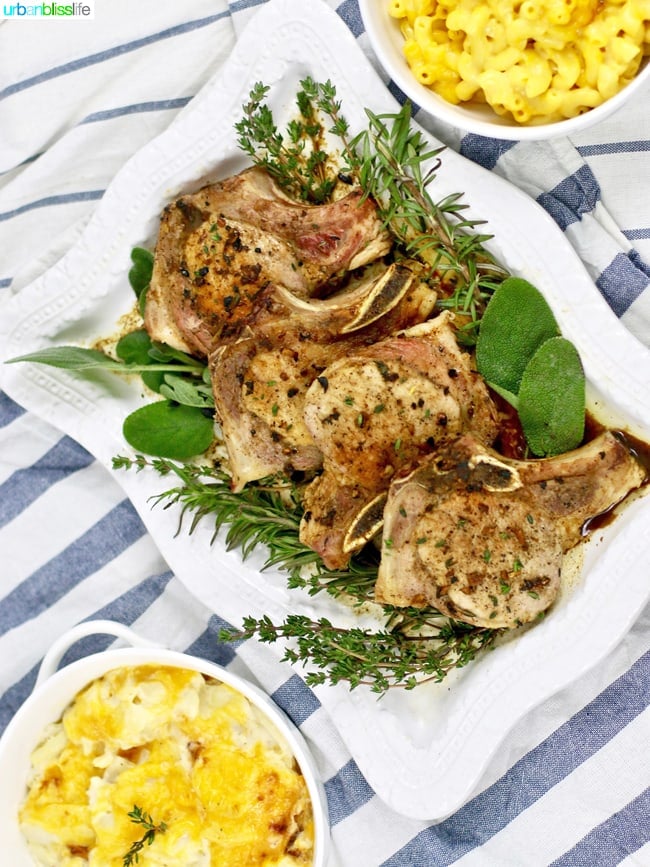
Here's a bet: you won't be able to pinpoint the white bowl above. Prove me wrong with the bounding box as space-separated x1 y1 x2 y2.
0 620 331 867
359 0 650 140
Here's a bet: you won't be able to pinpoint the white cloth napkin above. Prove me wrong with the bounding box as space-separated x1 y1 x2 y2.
1 2 649 865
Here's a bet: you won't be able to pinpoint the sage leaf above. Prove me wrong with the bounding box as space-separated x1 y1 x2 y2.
476 277 560 395
518 337 585 457
148 343 202 366
128 247 154 316
122 401 214 460
6 345 126 371
117 331 165 393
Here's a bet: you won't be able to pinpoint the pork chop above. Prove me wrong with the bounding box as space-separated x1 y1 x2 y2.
298 312 500 567
211 262 437 490
375 431 646 627
145 167 392 356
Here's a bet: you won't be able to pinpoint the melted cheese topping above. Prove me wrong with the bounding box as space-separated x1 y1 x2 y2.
19 666 314 866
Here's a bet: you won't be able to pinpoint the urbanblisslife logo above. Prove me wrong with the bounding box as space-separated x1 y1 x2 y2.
2 2 94 18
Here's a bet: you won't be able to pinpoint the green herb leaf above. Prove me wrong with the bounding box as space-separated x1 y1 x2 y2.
518 336 585 456
122 401 214 460
128 247 154 295
115 329 153 365
5 345 127 371
159 374 214 408
147 342 201 366
123 804 167 867
476 277 560 394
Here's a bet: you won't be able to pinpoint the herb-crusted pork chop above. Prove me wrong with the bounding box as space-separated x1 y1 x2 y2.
210 262 438 490
145 167 392 356
298 313 500 568
375 431 646 627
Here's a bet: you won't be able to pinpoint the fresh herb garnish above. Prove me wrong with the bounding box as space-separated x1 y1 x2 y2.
344 105 508 345
235 77 347 204
475 276 560 397
128 246 154 315
6 336 214 460
517 336 585 456
122 804 167 866
475 278 586 455
227 613 498 693
122 401 214 461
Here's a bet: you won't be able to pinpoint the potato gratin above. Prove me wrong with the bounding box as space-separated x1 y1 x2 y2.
18 665 314 866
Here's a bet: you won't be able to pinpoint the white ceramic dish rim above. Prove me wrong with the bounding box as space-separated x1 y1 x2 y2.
358 0 650 141
0 0 649 822
0 620 331 867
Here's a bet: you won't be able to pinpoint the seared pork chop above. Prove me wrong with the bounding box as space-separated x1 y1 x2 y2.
211 262 437 490
302 313 499 489
298 312 500 567
375 431 646 627
145 167 392 356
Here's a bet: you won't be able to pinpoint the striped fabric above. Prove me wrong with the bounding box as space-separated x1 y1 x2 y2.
1 2 649 865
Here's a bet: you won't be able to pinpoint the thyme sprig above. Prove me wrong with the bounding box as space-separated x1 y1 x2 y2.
235 77 348 204
228 613 499 694
113 455 498 693
122 805 167 866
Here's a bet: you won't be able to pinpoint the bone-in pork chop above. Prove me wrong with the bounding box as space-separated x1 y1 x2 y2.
298 313 500 568
145 168 392 356
211 262 437 490
375 431 646 627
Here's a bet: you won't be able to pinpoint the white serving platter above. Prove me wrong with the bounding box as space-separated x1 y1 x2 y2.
1 0 649 821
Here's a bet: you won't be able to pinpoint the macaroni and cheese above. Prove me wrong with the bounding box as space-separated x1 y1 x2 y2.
389 0 650 124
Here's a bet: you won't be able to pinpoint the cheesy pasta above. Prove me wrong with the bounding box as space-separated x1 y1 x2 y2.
389 0 650 124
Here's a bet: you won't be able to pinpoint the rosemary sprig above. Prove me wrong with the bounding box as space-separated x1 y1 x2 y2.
345 105 509 344
122 805 167 866
114 455 498 692
112 454 313 573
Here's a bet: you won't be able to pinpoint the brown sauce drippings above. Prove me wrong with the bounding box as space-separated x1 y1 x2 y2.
489 395 650 536
580 417 650 535
584 414 650 478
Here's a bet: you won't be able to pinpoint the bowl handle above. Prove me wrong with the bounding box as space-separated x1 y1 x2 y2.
35 620 161 687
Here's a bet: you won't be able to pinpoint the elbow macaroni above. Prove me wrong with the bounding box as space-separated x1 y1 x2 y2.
389 0 650 124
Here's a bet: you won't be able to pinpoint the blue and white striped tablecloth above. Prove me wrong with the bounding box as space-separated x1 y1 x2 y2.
1 2 649 864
